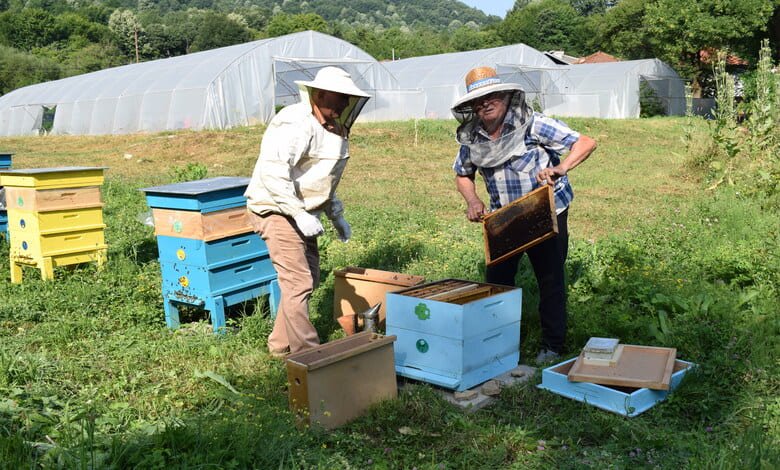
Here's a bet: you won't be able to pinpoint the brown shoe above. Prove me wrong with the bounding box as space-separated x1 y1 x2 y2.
269 347 290 358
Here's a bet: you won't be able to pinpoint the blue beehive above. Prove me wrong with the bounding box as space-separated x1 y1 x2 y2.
141 177 279 333
538 357 695 417
0 151 12 239
386 279 522 391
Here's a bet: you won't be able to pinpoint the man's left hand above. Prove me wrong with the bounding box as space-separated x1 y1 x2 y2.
537 166 567 186
331 215 352 242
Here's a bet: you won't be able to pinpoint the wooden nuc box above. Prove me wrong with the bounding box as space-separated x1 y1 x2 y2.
333 267 425 334
482 185 557 266
286 332 398 430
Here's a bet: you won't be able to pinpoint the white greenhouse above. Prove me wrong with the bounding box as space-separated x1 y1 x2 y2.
500 58 686 118
383 44 557 119
0 31 425 136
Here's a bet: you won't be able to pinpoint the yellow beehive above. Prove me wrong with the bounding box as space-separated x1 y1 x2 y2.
0 167 108 283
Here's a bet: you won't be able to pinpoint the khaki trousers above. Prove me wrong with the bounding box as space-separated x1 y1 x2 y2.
248 211 320 353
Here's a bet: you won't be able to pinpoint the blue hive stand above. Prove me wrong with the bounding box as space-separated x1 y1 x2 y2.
0 151 13 240
141 177 280 333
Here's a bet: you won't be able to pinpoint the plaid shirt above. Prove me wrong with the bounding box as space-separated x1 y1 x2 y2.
453 111 580 214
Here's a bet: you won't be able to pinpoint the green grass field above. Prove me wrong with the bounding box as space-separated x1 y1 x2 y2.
0 117 777 469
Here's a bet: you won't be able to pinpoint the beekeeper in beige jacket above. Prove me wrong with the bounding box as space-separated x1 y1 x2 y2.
245 67 370 356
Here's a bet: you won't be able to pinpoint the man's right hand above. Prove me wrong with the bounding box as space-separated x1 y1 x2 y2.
293 212 324 237
466 198 486 222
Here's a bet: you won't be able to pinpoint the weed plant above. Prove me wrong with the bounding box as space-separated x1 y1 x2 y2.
0 115 777 468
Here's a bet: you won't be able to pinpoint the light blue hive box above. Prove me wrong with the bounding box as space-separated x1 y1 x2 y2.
141 177 280 333
386 279 522 391
538 357 695 417
0 151 13 239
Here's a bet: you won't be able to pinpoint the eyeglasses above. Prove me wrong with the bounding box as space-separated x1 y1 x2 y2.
473 92 508 110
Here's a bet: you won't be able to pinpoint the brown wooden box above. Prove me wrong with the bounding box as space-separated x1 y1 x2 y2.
333 267 425 334
5 186 103 212
151 206 252 241
482 185 557 266
286 332 397 430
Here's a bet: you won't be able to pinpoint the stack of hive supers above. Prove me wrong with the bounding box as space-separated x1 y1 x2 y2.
0 167 107 283
0 151 12 239
387 279 522 392
141 177 280 333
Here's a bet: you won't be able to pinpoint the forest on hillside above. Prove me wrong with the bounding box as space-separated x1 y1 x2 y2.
0 0 778 98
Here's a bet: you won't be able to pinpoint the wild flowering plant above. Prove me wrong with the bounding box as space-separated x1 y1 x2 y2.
702 40 780 206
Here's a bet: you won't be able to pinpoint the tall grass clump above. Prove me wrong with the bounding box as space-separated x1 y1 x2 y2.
690 40 780 207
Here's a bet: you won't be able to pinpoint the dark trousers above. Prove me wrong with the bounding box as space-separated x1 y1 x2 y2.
486 210 569 353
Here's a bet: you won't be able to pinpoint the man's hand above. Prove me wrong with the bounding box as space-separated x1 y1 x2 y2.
293 212 324 237
466 198 486 222
536 166 567 186
331 215 352 242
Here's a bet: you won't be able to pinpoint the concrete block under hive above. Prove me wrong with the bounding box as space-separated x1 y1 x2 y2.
333 266 425 334
482 185 557 266
286 332 397 430
386 279 522 391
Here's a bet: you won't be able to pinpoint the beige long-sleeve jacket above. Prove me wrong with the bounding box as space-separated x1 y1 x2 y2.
245 100 348 220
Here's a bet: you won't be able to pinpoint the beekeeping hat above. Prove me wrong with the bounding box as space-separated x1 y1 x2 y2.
451 66 525 118
295 66 370 98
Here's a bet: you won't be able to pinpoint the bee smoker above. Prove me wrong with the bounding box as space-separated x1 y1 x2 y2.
360 302 381 333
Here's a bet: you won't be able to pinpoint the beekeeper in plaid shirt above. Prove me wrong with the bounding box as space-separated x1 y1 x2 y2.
451 66 597 364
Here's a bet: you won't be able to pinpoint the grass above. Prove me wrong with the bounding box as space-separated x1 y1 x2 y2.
0 117 778 469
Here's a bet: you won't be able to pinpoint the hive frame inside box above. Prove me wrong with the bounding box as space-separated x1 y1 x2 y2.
538 357 695 417
387 279 522 392
482 185 557 267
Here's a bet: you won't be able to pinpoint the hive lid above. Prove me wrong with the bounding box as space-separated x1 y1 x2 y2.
334 266 425 286
286 331 396 371
567 344 677 390
140 176 250 195
0 166 106 174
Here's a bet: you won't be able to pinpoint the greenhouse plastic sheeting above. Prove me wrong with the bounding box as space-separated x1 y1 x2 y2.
0 31 425 136
383 44 557 119
500 59 686 119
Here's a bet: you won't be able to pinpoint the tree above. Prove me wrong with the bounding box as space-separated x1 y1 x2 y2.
594 0 776 96
190 12 253 52
449 26 503 52
0 45 60 96
265 13 329 38
108 8 143 61
0 8 61 51
500 0 586 55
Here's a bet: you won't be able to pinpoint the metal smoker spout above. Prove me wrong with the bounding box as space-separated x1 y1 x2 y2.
360 302 381 333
